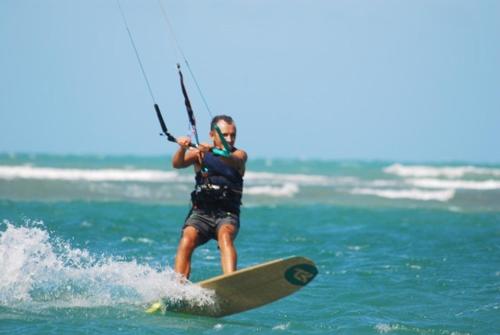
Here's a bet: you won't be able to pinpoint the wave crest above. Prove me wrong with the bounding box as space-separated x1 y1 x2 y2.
351 188 455 202
385 163 500 178
0 165 185 182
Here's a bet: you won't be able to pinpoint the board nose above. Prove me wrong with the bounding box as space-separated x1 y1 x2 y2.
285 263 318 286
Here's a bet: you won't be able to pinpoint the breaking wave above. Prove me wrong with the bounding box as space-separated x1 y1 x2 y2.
351 188 455 202
245 183 300 197
1 163 498 205
385 163 500 178
405 178 500 190
0 165 336 186
0 165 187 182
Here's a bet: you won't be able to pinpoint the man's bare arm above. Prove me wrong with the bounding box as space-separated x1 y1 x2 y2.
172 137 201 169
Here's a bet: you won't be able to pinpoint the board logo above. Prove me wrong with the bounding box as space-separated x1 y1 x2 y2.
285 263 318 286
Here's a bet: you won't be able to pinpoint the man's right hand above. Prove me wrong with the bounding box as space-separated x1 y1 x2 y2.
173 136 196 168
176 136 192 149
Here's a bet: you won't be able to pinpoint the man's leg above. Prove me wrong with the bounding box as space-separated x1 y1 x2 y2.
174 226 199 279
217 224 238 274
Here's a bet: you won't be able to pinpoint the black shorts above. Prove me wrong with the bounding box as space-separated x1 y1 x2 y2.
182 208 240 245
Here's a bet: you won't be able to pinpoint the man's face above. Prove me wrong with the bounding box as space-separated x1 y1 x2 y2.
211 120 236 149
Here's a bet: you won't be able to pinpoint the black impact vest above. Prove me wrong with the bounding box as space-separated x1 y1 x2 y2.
191 151 243 214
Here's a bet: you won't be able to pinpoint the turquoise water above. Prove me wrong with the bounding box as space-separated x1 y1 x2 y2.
1 154 499 334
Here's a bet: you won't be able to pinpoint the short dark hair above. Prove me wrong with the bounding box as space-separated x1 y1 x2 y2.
210 115 234 130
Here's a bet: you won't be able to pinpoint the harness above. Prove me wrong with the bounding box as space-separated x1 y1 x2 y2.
191 151 243 214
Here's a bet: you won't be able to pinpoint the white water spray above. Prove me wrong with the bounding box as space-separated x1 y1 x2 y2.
0 220 214 310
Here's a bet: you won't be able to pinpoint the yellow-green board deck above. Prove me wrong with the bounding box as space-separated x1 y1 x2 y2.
146 256 318 317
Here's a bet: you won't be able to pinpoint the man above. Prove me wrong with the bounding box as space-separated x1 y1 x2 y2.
172 115 247 279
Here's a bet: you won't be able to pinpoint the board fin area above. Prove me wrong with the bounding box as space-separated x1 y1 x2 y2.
146 256 318 318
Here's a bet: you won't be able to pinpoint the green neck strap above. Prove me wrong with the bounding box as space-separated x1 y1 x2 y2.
212 125 231 157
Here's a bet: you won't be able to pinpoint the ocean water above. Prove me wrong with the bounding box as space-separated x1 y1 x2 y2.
0 153 499 334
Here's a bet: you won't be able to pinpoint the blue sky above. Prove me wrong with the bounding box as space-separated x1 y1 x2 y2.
1 0 499 162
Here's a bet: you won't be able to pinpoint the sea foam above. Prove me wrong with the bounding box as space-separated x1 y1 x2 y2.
0 220 214 309
0 165 187 182
0 165 338 186
351 188 455 201
244 171 334 185
405 178 500 190
385 163 500 178
245 183 299 197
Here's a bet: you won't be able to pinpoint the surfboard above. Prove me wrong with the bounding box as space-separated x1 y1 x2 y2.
146 256 318 318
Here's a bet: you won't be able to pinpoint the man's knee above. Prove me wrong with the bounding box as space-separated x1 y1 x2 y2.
217 224 237 245
180 226 199 250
